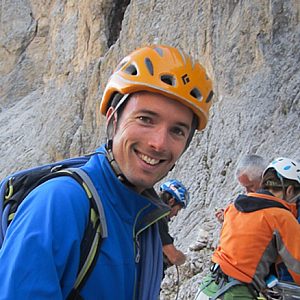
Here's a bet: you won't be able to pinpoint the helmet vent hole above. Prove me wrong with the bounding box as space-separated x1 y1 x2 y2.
206 90 214 103
115 60 127 72
145 58 154 76
161 75 176 86
190 88 203 101
154 47 164 57
124 64 138 76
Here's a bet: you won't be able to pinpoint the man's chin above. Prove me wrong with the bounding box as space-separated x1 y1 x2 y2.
128 177 158 193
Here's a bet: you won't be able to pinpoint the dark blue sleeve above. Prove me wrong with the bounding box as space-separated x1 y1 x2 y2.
158 217 174 245
0 176 89 299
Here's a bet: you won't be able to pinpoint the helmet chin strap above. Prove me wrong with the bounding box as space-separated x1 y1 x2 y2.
286 191 300 204
105 94 135 187
105 94 130 138
277 172 287 201
105 141 134 187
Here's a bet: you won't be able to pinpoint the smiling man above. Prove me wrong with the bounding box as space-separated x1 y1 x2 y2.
0 45 213 300
109 92 193 193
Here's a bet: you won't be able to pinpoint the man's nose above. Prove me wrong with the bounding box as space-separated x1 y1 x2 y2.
148 126 169 152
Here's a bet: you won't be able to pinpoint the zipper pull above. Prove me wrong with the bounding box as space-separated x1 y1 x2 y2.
135 238 140 263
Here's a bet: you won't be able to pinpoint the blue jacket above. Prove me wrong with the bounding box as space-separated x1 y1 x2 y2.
0 146 169 299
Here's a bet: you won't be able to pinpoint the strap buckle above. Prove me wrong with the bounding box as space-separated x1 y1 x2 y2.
210 262 220 273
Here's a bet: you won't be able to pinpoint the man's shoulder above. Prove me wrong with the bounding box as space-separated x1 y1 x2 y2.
158 216 169 226
158 217 170 235
26 175 90 215
158 217 174 245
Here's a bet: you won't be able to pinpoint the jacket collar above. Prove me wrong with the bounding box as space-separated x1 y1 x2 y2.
234 189 296 216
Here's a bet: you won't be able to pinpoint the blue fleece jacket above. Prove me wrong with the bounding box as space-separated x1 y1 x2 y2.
0 146 168 299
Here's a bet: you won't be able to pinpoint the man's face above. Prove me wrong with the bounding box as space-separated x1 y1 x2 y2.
238 173 261 193
110 92 193 193
169 203 183 218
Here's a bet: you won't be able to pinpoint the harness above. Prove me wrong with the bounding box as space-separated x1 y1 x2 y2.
200 263 259 300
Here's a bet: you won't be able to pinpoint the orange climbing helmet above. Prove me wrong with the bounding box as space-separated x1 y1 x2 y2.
100 45 214 130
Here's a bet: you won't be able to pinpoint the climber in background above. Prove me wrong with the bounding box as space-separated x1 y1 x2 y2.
195 157 300 300
158 179 189 278
215 154 267 223
215 154 298 283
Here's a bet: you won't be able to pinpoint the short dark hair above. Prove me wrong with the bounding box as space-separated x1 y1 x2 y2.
159 190 173 205
262 168 300 193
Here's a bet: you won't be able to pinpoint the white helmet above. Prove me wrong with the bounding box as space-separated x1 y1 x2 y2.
263 157 300 184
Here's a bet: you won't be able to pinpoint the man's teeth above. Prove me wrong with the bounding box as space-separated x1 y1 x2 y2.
140 154 160 165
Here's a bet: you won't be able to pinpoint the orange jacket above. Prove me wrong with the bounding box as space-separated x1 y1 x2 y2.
212 191 300 291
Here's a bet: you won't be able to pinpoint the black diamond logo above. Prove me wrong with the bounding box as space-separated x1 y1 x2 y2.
182 74 190 85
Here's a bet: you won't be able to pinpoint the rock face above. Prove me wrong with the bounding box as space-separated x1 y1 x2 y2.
0 0 299 299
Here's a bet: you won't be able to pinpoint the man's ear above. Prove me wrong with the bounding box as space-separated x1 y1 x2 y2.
106 107 115 123
169 198 176 206
286 185 295 198
106 107 118 136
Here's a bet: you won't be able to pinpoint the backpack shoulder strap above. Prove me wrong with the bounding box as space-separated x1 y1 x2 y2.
210 279 244 300
41 168 108 300
68 168 108 239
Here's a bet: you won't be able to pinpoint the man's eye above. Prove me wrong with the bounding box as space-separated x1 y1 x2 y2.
138 116 152 123
172 127 185 137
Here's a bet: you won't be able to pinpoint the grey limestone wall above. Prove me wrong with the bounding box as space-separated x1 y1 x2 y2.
0 0 299 298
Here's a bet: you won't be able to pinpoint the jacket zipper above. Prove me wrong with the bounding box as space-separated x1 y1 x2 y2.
132 205 170 300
